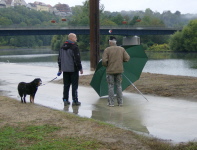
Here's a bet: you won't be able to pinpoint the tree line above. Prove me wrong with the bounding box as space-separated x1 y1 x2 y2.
0 6 59 47
0 2 197 52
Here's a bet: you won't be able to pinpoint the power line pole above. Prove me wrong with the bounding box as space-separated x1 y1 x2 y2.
89 0 100 71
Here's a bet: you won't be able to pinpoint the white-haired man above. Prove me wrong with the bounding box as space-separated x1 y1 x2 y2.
102 36 130 106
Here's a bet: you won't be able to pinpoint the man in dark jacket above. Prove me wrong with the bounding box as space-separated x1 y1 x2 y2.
57 33 83 106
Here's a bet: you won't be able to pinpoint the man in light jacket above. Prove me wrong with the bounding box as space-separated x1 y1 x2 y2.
102 36 130 106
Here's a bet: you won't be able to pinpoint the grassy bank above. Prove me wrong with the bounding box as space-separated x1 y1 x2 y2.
1 96 197 150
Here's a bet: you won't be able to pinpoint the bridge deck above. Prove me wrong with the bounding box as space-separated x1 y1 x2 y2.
0 26 181 36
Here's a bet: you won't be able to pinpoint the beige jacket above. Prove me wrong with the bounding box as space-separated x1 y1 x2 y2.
102 45 130 74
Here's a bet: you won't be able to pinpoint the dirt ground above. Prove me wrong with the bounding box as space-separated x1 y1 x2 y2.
0 96 150 150
1 73 197 149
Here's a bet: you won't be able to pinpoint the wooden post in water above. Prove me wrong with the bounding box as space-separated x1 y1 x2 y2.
89 0 100 71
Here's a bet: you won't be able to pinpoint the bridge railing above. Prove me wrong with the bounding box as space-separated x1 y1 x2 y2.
100 25 182 30
0 24 182 30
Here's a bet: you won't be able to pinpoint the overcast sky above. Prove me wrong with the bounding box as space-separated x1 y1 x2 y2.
25 0 197 14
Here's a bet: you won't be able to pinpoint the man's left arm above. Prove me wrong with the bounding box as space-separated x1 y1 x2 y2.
73 46 82 71
123 50 130 62
57 48 62 71
102 50 108 67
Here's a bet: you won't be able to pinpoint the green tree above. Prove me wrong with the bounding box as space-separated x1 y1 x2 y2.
0 37 8 45
129 16 140 26
0 6 59 48
0 17 12 26
145 8 154 16
169 19 197 52
69 1 89 26
51 35 66 51
169 31 185 51
182 19 197 52
100 19 117 26
110 14 124 25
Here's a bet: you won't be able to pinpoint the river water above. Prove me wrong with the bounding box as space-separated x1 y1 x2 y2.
0 49 196 77
0 49 197 143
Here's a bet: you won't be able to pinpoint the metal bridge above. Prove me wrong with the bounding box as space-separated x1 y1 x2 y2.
0 26 181 36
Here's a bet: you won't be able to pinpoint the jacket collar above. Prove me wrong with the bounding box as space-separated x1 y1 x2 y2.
65 40 75 44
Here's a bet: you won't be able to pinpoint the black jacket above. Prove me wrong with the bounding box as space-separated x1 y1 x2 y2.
58 40 82 72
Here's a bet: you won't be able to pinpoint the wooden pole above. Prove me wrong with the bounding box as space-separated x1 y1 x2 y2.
89 0 100 71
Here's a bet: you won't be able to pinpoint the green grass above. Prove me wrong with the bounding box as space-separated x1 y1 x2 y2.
0 125 102 150
134 134 197 150
1 123 197 150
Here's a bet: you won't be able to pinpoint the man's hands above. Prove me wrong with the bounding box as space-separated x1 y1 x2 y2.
80 70 83 74
57 70 62 76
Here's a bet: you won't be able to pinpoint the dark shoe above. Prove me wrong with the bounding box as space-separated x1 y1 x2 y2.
72 100 81 106
63 99 70 106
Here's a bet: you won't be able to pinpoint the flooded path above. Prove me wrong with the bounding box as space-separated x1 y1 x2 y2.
0 63 197 143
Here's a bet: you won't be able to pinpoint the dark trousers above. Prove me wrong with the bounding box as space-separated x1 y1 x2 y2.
63 71 79 101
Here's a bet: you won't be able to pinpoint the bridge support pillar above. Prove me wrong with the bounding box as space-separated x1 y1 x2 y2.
89 0 100 71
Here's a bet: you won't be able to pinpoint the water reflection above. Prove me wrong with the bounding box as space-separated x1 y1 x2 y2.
91 98 149 133
63 105 80 114
62 96 149 134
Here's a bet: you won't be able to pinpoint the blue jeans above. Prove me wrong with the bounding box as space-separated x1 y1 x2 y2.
106 74 123 105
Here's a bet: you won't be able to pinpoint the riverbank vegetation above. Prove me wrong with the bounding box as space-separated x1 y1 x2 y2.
0 1 197 52
146 43 171 52
0 6 58 48
169 19 197 52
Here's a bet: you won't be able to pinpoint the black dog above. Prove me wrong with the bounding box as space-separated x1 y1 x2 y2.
18 78 42 103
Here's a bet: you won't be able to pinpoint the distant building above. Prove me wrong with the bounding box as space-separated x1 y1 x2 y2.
36 3 50 11
26 1 51 12
13 0 26 6
0 0 26 8
4 0 12 7
0 0 6 8
53 3 72 16
26 3 37 10
0 0 73 17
